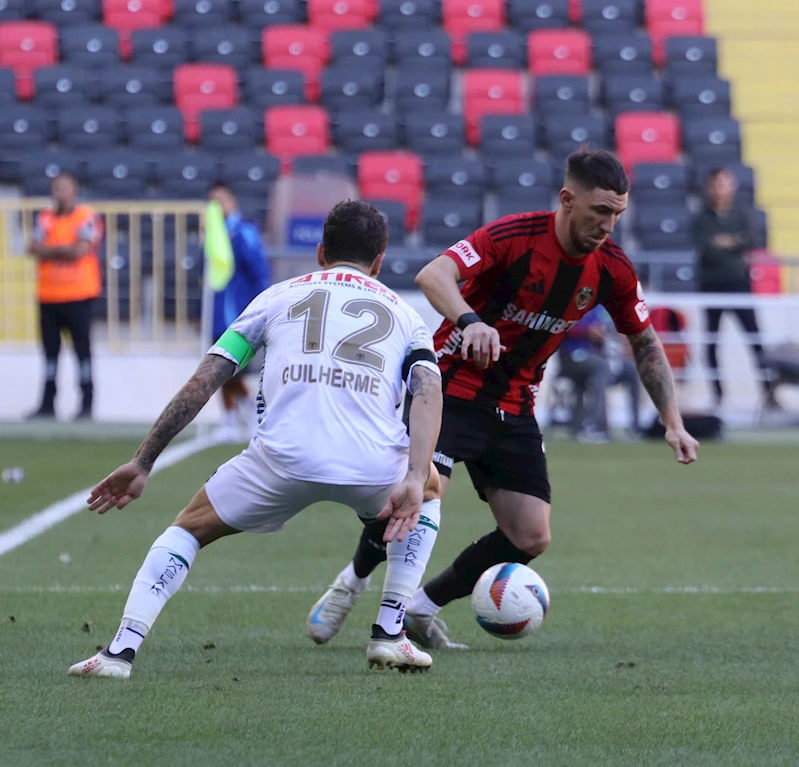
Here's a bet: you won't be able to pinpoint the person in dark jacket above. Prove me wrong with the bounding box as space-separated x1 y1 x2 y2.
208 182 270 441
692 168 777 408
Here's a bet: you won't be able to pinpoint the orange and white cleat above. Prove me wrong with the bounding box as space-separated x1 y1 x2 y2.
68 649 133 679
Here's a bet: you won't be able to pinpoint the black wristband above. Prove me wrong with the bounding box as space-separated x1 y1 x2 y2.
457 312 482 330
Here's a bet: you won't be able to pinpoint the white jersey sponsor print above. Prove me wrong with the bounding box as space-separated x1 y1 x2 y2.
209 266 439 485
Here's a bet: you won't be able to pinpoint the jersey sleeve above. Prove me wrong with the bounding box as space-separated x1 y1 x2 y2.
441 220 511 280
602 257 651 336
401 315 441 388
207 288 272 369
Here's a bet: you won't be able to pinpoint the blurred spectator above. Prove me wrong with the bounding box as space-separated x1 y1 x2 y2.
558 306 641 442
692 169 778 408
27 173 103 420
207 182 270 442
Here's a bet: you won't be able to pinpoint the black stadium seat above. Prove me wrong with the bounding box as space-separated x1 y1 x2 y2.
57 106 121 151
466 31 525 69
492 158 554 213
130 28 190 71
392 29 451 69
665 36 718 79
174 0 231 28
35 0 100 25
480 114 536 160
84 151 148 199
20 152 84 196
97 65 167 109
535 76 591 114
190 26 253 71
632 162 689 206
0 0 26 21
604 74 665 116
218 152 281 198
0 68 16 105
424 156 486 203
422 198 483 247
543 113 608 158
365 198 407 244
330 29 387 68
581 0 637 37
154 151 218 198
238 0 302 29
244 68 305 110
200 107 260 152
634 205 693 251
0 105 48 182
379 0 436 32
34 66 94 109
126 107 186 151
404 111 465 156
61 25 120 69
395 67 449 113
594 34 653 77
671 76 731 120
320 66 384 113
683 117 742 166
293 154 352 178
507 0 569 33
335 110 398 154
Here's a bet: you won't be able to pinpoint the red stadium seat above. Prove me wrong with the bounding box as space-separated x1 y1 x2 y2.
103 0 165 59
265 105 330 165
569 0 582 22
358 151 423 230
174 64 238 142
263 25 329 102
645 0 704 26
0 21 58 100
749 251 783 295
463 69 525 145
615 112 680 170
649 19 704 66
528 29 591 76
307 0 371 29
442 0 506 66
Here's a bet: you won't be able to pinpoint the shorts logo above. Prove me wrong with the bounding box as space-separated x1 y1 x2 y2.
432 451 454 470
575 286 594 311
450 239 481 268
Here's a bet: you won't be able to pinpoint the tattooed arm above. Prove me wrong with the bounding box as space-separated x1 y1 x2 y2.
628 326 699 464
86 354 236 514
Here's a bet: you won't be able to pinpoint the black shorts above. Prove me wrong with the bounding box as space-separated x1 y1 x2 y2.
429 395 551 504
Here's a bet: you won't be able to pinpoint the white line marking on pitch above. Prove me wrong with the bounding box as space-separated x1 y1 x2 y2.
0 437 216 558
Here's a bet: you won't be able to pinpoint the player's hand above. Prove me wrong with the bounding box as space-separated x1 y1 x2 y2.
87 462 150 514
377 478 425 543
462 322 506 369
664 426 699 465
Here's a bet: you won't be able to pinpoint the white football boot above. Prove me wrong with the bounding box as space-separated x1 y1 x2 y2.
307 572 371 645
68 649 133 679
403 612 469 650
366 631 432 673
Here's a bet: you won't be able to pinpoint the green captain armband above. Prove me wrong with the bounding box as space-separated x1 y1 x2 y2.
216 329 255 368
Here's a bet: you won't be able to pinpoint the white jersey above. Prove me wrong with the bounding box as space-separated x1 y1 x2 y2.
209 265 439 485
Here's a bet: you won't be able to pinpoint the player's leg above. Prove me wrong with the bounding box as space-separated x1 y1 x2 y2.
68 487 238 679
706 307 724 405
29 302 61 418
734 306 778 407
580 353 611 440
613 356 641 434
63 299 95 419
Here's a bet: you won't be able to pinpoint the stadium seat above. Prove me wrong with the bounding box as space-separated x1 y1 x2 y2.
174 0 230 27
392 29 451 69
534 75 590 113
57 105 121 151
528 29 591 76
292 154 352 178
335 110 397 153
330 29 387 68
462 69 525 145
490 157 554 195
239 0 302 29
84 150 148 198
0 67 16 105
20 151 83 195
644 0 703 27
262 25 329 101
380 248 430 289
199 107 260 152
395 66 449 114
670 76 730 120
126 106 185 150
0 105 48 181
634 204 692 250
480 113 536 159
649 20 703 67
466 31 525 69
682 117 741 165
60 25 120 70
102 0 165 59
244 68 305 110
153 150 217 198
615 111 680 169
424 156 486 202
581 0 636 37
358 150 423 229
495 189 553 217
34 66 94 109
507 0 569 34
378 0 436 31
307 0 371 30
422 198 483 247
265 104 330 161
218 151 281 198
0 21 59 99
320 66 384 113
173 63 238 142
363 198 406 244
442 0 505 66
403 111 465 156
98 65 167 109
130 28 188 70
751 209 768 251
604 74 665 116
594 34 653 77
190 27 253 71
632 162 688 206
35 0 101 25
664 35 717 78
544 113 607 158
0 0 26 21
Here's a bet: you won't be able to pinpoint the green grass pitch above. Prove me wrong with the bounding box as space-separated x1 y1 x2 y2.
1 437 798 766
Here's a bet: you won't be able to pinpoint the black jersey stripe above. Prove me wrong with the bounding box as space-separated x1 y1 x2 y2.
486 213 549 236
595 265 615 307
487 219 550 239
600 243 637 279
472 258 585 409
492 226 549 244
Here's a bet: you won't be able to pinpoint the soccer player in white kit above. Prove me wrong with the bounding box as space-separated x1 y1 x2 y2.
68 201 444 678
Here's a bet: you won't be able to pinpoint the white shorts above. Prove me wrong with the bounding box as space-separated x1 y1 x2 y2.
205 441 396 533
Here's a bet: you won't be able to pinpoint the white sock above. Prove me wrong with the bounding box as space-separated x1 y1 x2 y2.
107 526 199 654
339 561 369 591
407 588 442 618
376 499 441 635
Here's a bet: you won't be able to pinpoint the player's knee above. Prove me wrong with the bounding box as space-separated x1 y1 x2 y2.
423 464 442 502
505 526 551 558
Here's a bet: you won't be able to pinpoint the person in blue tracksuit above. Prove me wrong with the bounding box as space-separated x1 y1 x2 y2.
208 182 270 441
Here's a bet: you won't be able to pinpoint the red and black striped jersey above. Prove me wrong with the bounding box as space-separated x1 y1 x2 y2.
434 211 651 415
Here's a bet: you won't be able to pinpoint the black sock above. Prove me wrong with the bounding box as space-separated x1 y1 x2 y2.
80 382 93 413
425 528 533 608
352 519 389 579
41 380 56 412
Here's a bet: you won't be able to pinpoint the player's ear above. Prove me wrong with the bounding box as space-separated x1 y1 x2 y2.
370 252 385 278
316 242 325 268
559 187 575 211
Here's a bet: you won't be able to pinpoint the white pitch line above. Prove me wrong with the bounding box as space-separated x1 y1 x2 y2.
0 436 216 558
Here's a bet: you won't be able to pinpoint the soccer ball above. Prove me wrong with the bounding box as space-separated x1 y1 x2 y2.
471 563 550 639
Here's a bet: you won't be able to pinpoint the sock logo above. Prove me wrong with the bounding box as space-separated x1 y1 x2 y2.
380 598 406 626
150 553 189 596
404 530 424 566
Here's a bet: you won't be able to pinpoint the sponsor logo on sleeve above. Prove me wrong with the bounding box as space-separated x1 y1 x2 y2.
634 281 649 322
450 239 481 268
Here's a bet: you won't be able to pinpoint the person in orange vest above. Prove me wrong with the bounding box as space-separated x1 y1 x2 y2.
27 172 104 420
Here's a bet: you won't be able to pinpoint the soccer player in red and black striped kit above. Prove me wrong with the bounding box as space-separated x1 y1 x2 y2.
307 149 699 649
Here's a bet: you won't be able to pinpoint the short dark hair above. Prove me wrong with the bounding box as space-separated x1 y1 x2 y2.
705 167 732 184
565 148 630 195
322 200 388 267
207 180 233 195
51 171 78 188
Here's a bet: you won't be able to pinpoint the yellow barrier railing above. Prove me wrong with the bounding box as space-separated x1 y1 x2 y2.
0 198 206 350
